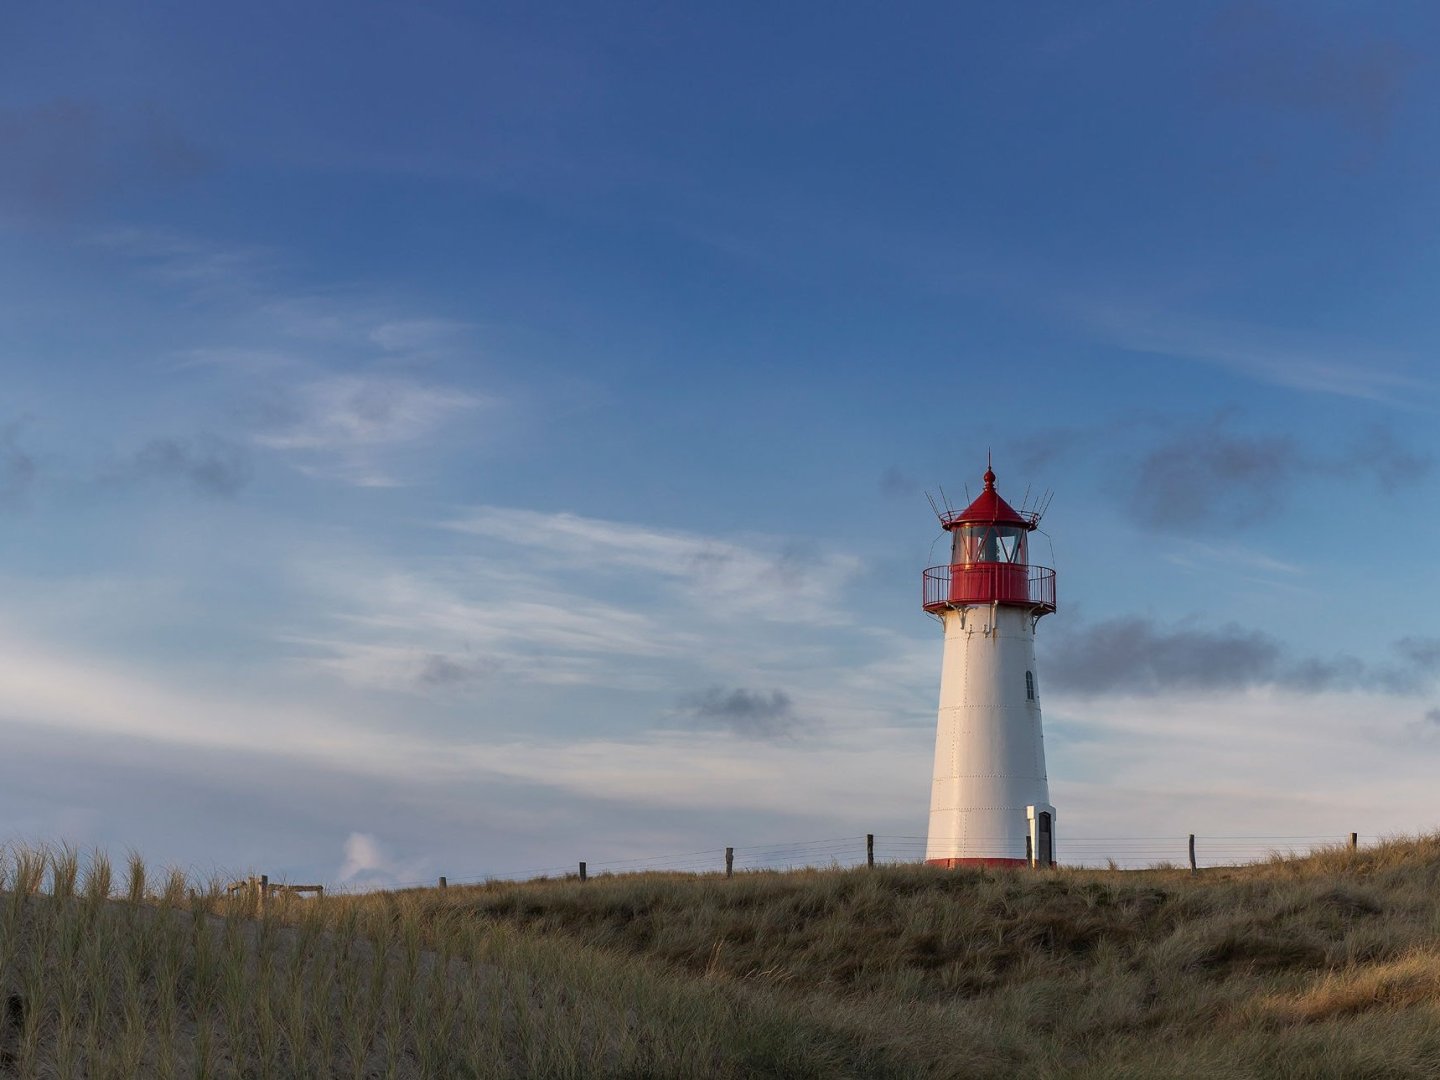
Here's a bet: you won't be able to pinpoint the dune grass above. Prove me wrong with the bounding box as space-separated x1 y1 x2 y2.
4 836 1440 1076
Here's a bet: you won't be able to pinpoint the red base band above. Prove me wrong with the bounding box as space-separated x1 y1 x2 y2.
925 857 1027 868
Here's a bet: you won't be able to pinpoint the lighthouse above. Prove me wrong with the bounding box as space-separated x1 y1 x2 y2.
922 464 1057 868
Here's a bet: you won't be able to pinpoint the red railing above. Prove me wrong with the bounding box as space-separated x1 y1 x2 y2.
922 564 1056 613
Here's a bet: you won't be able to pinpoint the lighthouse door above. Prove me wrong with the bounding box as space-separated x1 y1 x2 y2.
1027 804 1056 868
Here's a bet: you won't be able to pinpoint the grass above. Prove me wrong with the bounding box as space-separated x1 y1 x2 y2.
5 837 1440 1076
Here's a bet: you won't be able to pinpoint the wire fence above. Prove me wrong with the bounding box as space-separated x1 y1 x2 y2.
351 831 1376 893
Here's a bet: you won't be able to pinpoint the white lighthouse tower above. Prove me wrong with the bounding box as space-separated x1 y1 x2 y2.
923 463 1057 868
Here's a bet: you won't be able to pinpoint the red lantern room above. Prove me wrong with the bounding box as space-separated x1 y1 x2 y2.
922 466 1056 615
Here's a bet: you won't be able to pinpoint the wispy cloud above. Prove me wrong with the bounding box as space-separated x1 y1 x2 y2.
0 623 418 776
89 224 495 486
254 375 482 451
1085 306 1433 407
369 319 473 354
445 506 860 623
0 609 923 831
250 373 484 487
1052 686 1440 839
1164 540 1304 579
280 505 866 714
437 726 927 821
89 226 267 292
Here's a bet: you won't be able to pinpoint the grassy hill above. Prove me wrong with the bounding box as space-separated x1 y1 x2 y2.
4 837 1440 1077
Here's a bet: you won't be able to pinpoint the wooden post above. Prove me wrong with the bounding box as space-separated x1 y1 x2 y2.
578 861 587 883
438 876 447 890
1188 835 1197 874
1350 832 1358 851
259 874 269 911
725 847 734 878
866 834 874 869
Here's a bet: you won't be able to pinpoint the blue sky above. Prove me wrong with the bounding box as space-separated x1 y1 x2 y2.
3 2 1439 884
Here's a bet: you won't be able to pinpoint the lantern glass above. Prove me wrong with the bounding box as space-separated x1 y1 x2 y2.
952 524 1028 565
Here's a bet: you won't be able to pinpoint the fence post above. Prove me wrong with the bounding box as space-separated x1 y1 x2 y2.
725 847 734 878
866 834 874 869
1188 835 1197 874
1350 832 1358 851
578 862 587 883
259 874 269 912
438 876 447 890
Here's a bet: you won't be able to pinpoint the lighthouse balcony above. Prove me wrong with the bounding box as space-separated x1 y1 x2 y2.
923 563 1057 614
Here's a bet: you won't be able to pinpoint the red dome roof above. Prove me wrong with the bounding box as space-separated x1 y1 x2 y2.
941 466 1034 530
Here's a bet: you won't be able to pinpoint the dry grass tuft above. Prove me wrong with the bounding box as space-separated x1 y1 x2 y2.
1261 949 1440 1024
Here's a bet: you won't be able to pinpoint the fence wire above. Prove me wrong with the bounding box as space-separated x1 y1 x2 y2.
354 832 1373 892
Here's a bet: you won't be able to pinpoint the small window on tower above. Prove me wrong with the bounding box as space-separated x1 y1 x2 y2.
1025 670 1036 701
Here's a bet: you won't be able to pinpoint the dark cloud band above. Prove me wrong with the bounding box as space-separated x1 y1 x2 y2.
1044 616 1440 698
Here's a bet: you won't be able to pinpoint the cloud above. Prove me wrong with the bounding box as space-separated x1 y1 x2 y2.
1009 413 1433 535
1424 708 1440 728
1085 306 1432 407
1012 427 1090 474
1127 415 1431 530
338 832 389 883
249 373 484 487
287 562 692 698
1165 540 1303 580
1208 4 1414 146
0 606 925 845
1052 687 1440 844
1132 416 1302 529
1046 618 1279 695
1044 616 1440 697
1353 425 1434 493
114 437 252 497
255 375 481 452
679 687 804 740
368 319 472 354
879 466 916 499
0 99 212 222
445 506 861 623
1396 639 1440 673
0 419 37 504
88 227 270 300
416 652 501 688
283 505 872 722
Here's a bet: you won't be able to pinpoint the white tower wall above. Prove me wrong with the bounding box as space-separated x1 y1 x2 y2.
926 602 1051 864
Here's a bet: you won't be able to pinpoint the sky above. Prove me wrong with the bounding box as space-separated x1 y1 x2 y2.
2 1 1439 886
